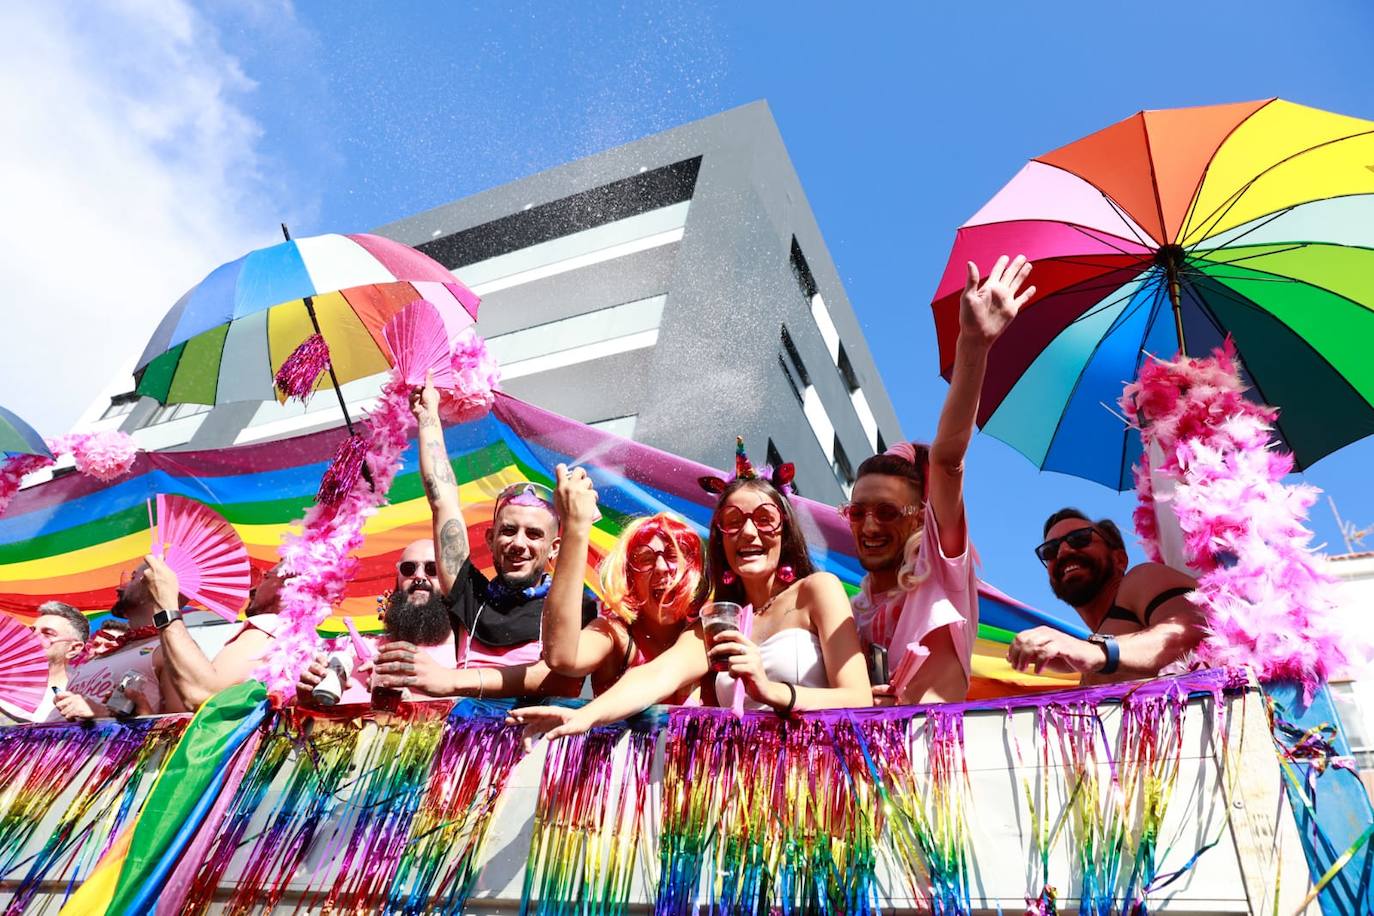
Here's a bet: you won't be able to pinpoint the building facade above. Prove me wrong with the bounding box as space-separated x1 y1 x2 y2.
81 102 901 502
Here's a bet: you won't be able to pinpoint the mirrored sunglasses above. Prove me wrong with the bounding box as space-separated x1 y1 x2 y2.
839 502 918 524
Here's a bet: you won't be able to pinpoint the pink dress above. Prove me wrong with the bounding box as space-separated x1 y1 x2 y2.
850 502 978 695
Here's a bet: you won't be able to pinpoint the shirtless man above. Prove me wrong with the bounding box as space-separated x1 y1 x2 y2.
1007 508 1205 684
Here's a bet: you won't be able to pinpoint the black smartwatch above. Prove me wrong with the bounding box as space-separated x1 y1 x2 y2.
153 607 184 630
1087 634 1120 675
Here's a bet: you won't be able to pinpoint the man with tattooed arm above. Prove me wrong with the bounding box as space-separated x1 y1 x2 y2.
372 376 595 698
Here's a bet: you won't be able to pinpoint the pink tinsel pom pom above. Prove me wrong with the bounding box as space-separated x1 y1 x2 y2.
0 454 55 517
316 433 369 509
48 430 139 481
274 333 332 402
438 327 501 424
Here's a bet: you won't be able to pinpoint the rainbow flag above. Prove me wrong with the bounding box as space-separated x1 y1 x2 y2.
0 394 1079 696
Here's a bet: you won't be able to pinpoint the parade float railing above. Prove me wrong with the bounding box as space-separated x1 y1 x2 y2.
1 668 1354 915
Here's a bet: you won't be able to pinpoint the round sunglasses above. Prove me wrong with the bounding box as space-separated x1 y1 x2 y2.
397 560 439 578
627 545 680 572
839 501 918 524
716 503 783 536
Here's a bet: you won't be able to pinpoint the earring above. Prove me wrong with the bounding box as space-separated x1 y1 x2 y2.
722 570 737 585
777 565 796 584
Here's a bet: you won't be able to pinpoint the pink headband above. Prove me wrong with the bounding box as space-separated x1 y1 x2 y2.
884 441 920 464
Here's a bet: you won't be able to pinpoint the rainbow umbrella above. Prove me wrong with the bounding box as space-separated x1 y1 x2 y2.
134 229 479 425
932 98 1374 489
0 405 52 460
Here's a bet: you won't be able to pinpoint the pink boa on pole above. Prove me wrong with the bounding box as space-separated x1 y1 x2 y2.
1121 340 1365 697
0 430 139 516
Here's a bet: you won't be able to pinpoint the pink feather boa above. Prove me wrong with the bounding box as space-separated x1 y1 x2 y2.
0 430 140 516
1120 340 1364 696
439 327 501 424
256 373 413 698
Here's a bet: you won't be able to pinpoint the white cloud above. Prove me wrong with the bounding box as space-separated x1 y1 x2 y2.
0 1 298 435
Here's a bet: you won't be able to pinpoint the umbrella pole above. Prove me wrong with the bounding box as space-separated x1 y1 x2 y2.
1161 244 1188 356
282 224 374 489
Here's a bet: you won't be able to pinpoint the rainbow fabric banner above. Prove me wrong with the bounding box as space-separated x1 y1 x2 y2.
0 393 1079 697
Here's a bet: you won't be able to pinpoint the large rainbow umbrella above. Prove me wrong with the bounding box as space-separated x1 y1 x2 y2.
135 231 479 410
0 405 52 460
932 98 1374 489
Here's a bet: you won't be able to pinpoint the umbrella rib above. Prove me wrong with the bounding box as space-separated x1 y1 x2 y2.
1095 193 1158 251
1183 205 1299 257
1060 222 1148 258
1182 129 1374 244
1120 284 1171 489
1038 273 1160 482
1060 276 1161 330
1189 242 1310 267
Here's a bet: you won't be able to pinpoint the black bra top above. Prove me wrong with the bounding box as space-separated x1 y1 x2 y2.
1101 586 1194 628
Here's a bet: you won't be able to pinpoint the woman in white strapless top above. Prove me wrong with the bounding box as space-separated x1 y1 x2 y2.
510 453 872 743
713 627 828 710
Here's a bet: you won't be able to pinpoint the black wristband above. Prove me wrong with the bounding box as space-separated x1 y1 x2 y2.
777 682 797 718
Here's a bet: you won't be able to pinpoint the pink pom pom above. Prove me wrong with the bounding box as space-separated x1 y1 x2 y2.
439 328 501 424
48 431 139 481
316 433 369 509
0 454 55 517
274 333 332 403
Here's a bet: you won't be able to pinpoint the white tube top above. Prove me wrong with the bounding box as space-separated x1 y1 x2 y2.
713 627 827 710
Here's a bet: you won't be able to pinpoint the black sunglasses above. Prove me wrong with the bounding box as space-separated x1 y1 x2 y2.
397 560 439 578
1034 527 1099 566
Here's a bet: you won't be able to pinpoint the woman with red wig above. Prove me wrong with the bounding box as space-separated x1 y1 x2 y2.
541 465 704 703
513 445 871 742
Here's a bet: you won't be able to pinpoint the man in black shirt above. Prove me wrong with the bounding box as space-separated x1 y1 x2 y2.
374 378 593 698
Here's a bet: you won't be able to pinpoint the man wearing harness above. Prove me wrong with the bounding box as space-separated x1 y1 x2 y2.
372 377 594 698
1007 508 1206 685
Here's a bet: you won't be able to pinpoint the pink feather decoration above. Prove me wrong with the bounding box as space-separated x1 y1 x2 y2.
439 327 501 424
0 454 54 517
274 333 332 402
48 430 139 481
1120 339 1365 697
257 371 414 698
383 299 457 389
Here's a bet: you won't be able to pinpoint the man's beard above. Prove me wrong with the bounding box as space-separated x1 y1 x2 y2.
494 566 545 592
1050 555 1115 607
385 589 452 646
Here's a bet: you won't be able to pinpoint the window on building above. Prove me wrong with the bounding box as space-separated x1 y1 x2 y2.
100 393 140 421
780 325 810 387
1329 682 1374 769
789 238 819 299
485 295 666 380
778 355 803 406
832 436 855 490
837 345 860 392
876 430 888 455
145 402 210 426
588 414 638 440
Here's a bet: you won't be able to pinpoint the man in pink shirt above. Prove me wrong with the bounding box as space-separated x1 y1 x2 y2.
848 254 1034 705
372 381 593 699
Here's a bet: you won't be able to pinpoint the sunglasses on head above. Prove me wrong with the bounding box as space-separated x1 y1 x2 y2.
716 503 783 536
397 560 439 578
839 501 918 525
628 544 679 572
1034 527 1099 565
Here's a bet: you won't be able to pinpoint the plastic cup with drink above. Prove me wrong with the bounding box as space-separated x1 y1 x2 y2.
701 601 743 673
106 670 148 718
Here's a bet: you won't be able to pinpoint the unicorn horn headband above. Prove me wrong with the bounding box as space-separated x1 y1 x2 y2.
698 436 795 495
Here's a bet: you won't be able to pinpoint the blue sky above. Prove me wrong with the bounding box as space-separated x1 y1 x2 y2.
5 1 1373 618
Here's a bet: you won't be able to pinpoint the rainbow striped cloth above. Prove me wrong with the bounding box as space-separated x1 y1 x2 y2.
0 393 1079 697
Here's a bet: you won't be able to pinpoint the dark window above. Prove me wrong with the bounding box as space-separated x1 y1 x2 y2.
837 345 860 393
778 356 803 405
780 325 811 387
832 437 854 486
766 439 784 470
418 157 702 269
789 237 818 299
876 430 888 455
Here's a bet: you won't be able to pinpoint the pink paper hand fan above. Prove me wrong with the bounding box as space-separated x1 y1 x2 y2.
0 615 50 714
151 494 252 621
383 299 457 389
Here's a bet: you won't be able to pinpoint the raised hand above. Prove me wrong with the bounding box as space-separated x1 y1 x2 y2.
409 369 442 424
142 554 181 613
554 463 599 531
960 255 1035 347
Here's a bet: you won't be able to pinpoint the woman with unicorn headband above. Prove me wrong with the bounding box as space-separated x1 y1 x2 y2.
511 440 871 741
539 464 705 703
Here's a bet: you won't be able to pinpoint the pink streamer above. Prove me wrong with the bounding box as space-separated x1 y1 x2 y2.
274 333 332 402
316 433 369 509
47 430 139 481
732 604 754 718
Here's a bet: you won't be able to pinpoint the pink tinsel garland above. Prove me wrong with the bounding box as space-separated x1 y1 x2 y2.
274 333 332 403
439 327 501 424
1120 341 1363 695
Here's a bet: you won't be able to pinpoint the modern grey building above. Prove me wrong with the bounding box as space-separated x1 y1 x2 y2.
82 101 901 502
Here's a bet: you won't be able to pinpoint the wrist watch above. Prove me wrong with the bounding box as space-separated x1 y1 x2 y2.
153 606 184 630
1087 634 1120 675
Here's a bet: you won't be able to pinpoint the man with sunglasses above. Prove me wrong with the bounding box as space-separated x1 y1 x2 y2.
0 602 88 724
373 381 594 699
847 255 1036 706
1008 508 1204 684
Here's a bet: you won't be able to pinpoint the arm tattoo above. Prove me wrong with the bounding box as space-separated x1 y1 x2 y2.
426 441 457 486
439 518 469 575
418 413 441 430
